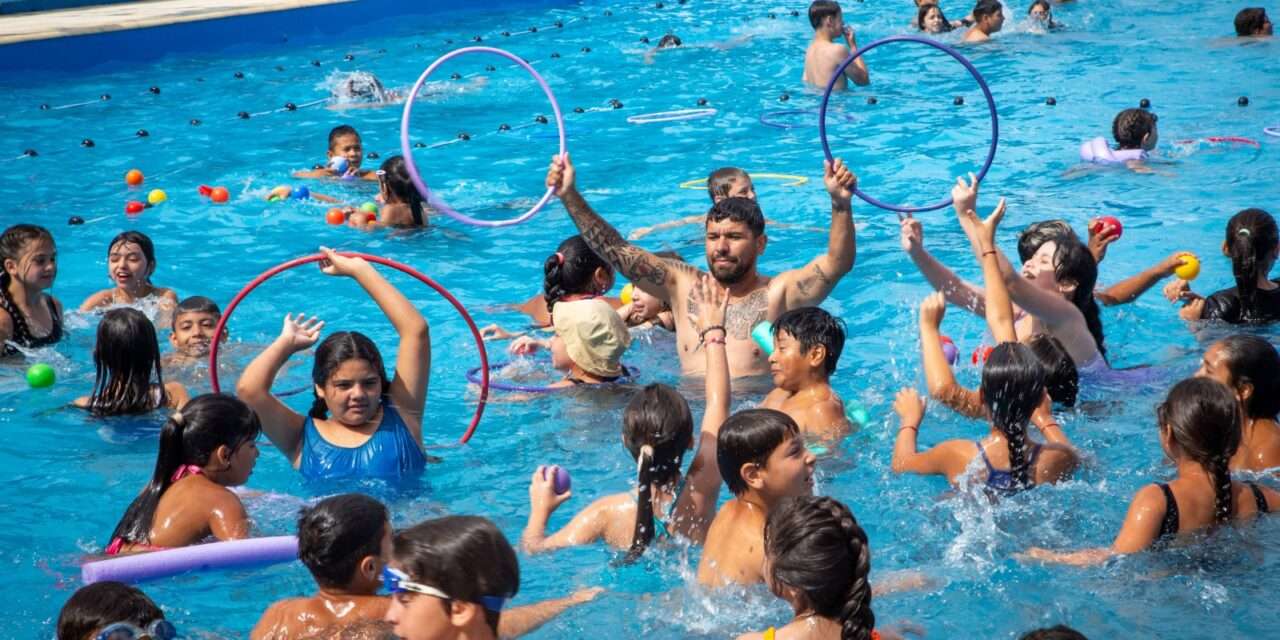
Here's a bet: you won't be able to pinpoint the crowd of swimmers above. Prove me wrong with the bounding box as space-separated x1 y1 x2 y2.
5 1 1276 639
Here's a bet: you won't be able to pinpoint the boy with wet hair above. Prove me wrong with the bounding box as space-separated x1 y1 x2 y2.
761 307 850 440
294 125 378 181
626 167 757 241
57 582 173 640
803 0 870 89
166 295 223 365
697 408 815 586
1235 7 1273 37
963 0 1005 43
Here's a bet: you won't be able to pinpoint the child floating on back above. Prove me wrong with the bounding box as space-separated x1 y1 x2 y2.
0 224 63 357
760 307 851 441
294 125 379 181
104 394 259 554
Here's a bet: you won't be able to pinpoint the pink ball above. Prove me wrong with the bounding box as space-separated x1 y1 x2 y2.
543 465 571 495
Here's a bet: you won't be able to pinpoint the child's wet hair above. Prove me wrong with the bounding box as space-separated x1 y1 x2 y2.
1111 108 1157 150
621 384 694 562
1157 377 1242 525
378 155 426 223
1017 220 1076 264
706 196 765 237
543 235 612 314
808 0 841 29
765 496 875 640
328 124 361 150
299 493 389 589
88 308 169 416
108 394 261 547
1224 208 1278 322
1028 334 1079 407
1019 626 1089 640
1235 8 1269 36
917 4 954 32
973 0 1003 20
1051 235 1106 359
108 230 159 284
393 516 519 635
0 223 54 287
1028 0 1051 15
1214 335 1280 420
717 408 800 495
772 307 846 376
57 582 165 640
309 332 390 419
172 295 221 329
657 33 682 48
706 167 750 202
980 342 1047 491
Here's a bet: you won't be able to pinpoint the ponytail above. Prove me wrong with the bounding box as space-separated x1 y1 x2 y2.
624 445 656 563
1208 454 1233 525
839 511 875 640
1225 209 1278 321
107 395 261 547
1004 419 1030 491
543 235 611 314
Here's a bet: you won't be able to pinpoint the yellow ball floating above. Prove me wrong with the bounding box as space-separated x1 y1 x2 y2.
146 189 167 205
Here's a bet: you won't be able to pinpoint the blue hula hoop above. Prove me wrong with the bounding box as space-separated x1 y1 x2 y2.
466 361 637 393
819 35 999 214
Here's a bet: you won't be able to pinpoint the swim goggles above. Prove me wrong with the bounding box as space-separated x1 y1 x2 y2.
381 566 507 612
95 619 178 640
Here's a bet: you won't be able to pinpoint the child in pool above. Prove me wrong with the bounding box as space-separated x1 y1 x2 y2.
698 408 816 586
1235 7 1273 37
803 1 870 89
164 296 224 367
627 167 756 241
521 276 730 556
237 248 429 480
1166 208 1280 323
75 308 189 415
1080 108 1159 172
347 156 429 228
104 394 259 555
1196 335 1280 472
255 494 601 640
1023 378 1280 565
737 496 878 640
386 516 602 640
57 582 175 640
487 235 617 331
0 224 63 357
916 3 955 33
1028 0 1057 29
79 230 179 315
618 279 676 330
902 175 1108 373
760 307 850 442
293 125 379 181
507 297 632 388
962 0 1005 43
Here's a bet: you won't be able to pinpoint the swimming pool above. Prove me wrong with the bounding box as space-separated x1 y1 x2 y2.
3 0 1279 636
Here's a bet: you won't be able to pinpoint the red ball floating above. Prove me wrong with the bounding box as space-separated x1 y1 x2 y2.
326 208 347 225
209 186 230 203
125 201 145 215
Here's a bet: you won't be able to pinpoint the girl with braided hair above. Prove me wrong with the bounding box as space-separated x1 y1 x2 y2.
736 496 878 640
1166 208 1280 324
1024 378 1279 566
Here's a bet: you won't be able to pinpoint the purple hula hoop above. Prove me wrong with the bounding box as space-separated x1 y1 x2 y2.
818 35 999 214
400 47 566 227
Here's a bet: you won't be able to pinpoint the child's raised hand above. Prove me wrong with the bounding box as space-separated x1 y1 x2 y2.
278 313 324 352
919 291 947 329
528 465 572 516
317 246 370 278
545 153 576 195
690 275 729 334
1087 217 1121 263
509 335 545 356
823 158 858 206
959 197 1007 250
950 173 979 217
899 215 924 254
893 387 926 428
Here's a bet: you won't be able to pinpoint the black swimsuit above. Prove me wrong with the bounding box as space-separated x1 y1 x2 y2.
0 285 61 356
1156 482 1271 541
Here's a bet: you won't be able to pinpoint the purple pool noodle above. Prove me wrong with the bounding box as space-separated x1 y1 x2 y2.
544 465 572 494
818 35 999 213
400 46 566 227
81 535 298 585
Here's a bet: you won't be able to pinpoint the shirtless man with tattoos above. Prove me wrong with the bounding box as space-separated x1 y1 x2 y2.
544 154 858 377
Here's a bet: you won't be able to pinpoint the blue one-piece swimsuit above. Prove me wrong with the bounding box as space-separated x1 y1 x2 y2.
299 402 426 480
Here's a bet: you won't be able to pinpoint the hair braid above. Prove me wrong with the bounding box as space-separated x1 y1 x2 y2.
1209 454 1234 525
835 501 875 640
1005 420 1031 490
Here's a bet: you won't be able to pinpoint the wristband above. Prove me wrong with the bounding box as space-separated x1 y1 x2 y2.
699 325 726 342
705 337 726 346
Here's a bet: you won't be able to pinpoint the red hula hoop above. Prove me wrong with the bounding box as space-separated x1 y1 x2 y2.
208 252 489 445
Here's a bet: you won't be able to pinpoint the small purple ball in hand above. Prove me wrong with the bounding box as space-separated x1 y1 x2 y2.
543 465 571 495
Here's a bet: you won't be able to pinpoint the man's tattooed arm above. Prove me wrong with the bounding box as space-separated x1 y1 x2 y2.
560 187 700 294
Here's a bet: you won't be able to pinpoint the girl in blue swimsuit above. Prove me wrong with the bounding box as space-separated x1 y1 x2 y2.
238 248 431 480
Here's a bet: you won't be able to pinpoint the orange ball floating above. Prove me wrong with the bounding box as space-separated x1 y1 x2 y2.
326 208 346 225
125 169 144 187
209 186 230 203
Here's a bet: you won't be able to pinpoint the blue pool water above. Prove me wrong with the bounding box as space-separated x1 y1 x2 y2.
2 0 1279 637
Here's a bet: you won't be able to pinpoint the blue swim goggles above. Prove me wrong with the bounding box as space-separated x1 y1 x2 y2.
95 619 178 640
381 566 507 612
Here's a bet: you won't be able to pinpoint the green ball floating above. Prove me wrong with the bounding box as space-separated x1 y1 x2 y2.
26 363 55 389
360 202 379 213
